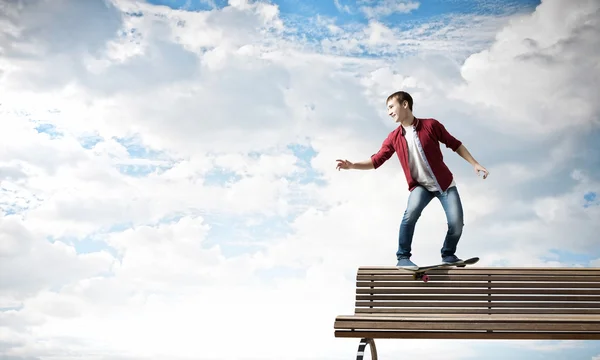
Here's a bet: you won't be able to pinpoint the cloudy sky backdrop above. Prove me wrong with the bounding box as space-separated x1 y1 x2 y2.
1 0 600 359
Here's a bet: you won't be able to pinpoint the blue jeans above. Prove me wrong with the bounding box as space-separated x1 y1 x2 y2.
396 185 464 259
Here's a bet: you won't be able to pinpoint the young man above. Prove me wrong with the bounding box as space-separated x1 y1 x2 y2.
336 91 489 269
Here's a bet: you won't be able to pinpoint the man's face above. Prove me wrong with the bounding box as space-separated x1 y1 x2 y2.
387 98 407 123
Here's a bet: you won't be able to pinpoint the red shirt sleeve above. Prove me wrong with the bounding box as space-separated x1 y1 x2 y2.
433 119 462 151
370 133 396 169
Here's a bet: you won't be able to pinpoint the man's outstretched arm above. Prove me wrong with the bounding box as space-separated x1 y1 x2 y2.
456 144 489 179
336 159 374 170
337 134 395 171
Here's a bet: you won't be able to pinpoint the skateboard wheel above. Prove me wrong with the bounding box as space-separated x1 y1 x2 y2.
422 274 430 282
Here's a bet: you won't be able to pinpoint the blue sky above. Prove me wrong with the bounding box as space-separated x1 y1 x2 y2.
144 0 542 55
145 0 543 60
47 137 323 257
147 0 541 21
469 341 600 360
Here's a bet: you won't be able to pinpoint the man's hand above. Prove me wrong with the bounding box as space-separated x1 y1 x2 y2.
336 159 374 170
336 159 354 170
474 163 489 179
456 145 489 179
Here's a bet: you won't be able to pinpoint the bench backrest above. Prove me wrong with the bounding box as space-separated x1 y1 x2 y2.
355 266 600 315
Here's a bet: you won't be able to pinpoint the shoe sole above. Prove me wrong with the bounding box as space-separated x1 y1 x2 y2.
397 265 419 270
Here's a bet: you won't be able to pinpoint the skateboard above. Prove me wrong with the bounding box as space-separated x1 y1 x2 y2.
399 257 480 282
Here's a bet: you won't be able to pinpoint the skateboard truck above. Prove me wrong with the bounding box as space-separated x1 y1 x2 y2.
413 272 430 282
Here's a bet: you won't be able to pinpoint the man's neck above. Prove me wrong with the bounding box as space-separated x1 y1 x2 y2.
401 115 415 127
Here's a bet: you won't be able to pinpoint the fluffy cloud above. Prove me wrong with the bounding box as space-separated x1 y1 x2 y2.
0 215 115 307
1 0 599 359
0 0 123 91
455 0 600 135
359 0 420 19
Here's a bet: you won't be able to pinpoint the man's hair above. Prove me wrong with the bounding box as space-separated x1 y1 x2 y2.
386 91 413 111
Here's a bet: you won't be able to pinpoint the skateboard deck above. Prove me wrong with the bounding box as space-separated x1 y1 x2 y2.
399 256 479 282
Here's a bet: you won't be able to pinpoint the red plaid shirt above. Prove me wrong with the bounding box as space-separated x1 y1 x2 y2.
370 117 463 192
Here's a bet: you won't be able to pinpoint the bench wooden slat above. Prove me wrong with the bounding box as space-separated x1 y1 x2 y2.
356 288 600 295
355 301 600 308
358 267 600 274
337 314 600 321
334 331 600 340
357 274 600 282
357 281 600 288
356 267 600 277
335 314 600 331
349 313 598 318
336 321 600 332
355 308 600 314
356 295 600 301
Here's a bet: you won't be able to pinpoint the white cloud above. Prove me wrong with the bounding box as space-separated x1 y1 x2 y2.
359 0 420 19
0 215 115 308
510 339 584 352
454 0 600 135
1 0 599 359
334 0 351 14
0 0 123 92
318 12 517 59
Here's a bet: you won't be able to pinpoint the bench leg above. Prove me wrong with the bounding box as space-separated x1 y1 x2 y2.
356 338 378 360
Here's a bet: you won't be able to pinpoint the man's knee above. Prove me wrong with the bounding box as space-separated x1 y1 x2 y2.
402 207 423 224
448 218 464 234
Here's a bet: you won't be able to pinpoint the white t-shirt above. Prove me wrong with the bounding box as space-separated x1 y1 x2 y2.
402 124 456 192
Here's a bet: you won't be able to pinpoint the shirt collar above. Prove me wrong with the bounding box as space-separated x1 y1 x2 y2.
400 116 420 135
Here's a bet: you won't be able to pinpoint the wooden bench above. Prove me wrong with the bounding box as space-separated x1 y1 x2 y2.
334 266 600 359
